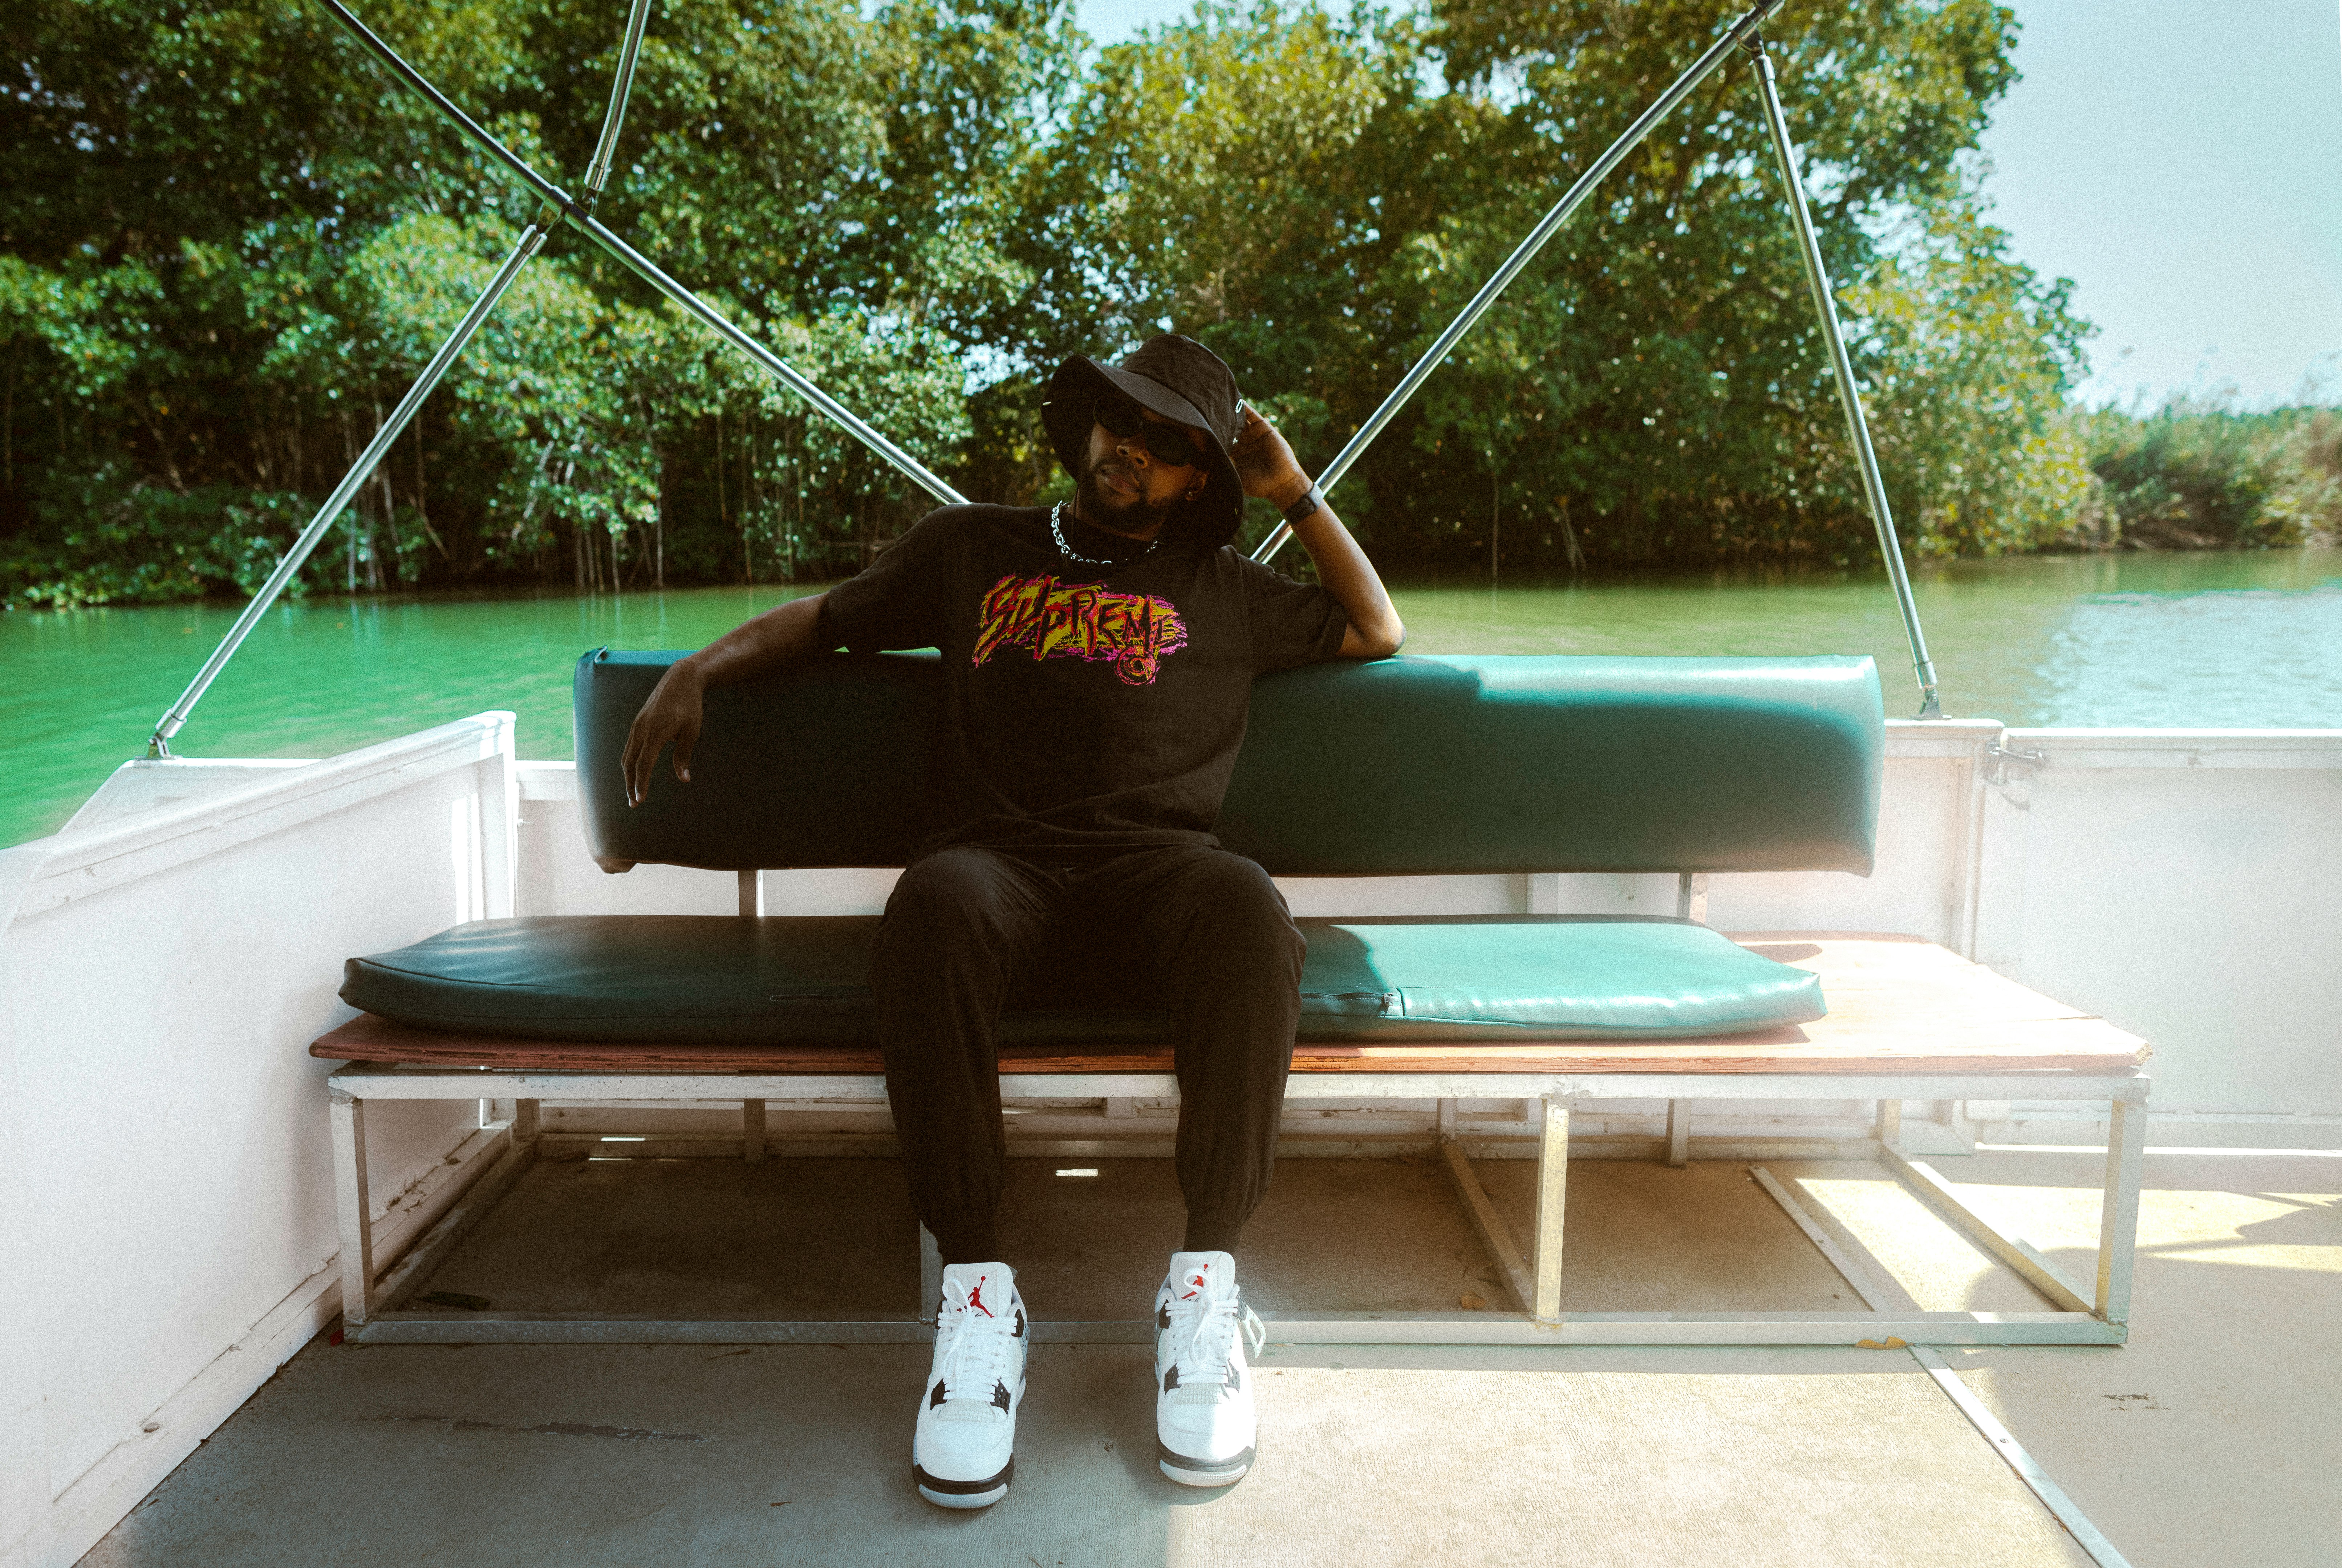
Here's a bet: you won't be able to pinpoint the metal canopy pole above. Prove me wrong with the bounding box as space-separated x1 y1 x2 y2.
149 0 669 756
147 226 547 756
583 0 655 211
1744 36 1943 718
1250 0 1783 566
317 0 967 509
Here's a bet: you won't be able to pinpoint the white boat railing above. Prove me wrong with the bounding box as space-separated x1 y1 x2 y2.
4 714 2338 1565
0 714 518 1568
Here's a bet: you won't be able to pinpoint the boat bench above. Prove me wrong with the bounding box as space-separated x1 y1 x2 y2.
313 651 2150 1347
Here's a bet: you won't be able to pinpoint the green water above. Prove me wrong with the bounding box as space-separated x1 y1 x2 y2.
7 548 2339 849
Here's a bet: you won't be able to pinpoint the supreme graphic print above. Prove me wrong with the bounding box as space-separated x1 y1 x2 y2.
971 572 1189 686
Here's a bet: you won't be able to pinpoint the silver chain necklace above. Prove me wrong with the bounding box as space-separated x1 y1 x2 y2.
1052 500 1160 568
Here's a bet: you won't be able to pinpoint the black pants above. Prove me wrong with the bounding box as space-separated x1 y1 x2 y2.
873 842 1305 1265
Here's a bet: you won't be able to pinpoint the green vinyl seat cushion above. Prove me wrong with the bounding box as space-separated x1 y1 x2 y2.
341 913 1823 1047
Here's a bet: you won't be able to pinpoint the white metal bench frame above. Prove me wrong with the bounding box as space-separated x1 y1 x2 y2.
329 1061 2148 1348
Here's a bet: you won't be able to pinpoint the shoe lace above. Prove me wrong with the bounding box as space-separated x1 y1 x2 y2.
1166 1287 1265 1404
933 1276 1017 1422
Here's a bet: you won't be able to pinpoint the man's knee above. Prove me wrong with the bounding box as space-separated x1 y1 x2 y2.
1206 850 1296 925
1171 851 1305 974
887 848 1006 928
877 848 1032 974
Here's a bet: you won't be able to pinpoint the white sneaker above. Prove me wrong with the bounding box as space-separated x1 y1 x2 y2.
1153 1250 1266 1486
913 1262 1028 1508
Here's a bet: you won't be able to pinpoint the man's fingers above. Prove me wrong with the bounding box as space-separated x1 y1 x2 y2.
622 666 707 805
665 711 698 786
623 722 662 808
624 710 687 806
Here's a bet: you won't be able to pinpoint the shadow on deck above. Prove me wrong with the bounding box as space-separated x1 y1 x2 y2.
83 1147 2340 1567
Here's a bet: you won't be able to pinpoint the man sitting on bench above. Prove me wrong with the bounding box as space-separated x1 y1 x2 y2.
620 334 1405 1507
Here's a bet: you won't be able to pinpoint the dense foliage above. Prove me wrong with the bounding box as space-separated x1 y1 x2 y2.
1 0 2325 607
2063 403 2341 551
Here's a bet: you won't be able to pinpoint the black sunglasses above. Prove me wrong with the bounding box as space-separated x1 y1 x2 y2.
1091 391 1204 470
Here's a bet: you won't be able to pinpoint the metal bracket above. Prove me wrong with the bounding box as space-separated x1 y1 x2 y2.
1674 870 1710 923
1984 743 2047 787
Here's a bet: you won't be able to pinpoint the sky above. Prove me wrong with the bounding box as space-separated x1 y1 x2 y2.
1074 0 2342 411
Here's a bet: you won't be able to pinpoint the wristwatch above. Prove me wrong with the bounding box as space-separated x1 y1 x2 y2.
1281 483 1326 526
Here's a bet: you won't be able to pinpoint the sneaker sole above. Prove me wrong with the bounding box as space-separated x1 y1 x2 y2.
914 1460 1012 1509
1156 1441 1253 1487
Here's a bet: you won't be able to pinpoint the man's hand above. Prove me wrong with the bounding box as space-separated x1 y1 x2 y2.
1227 404 1405 657
1229 405 1315 512
616 592 832 806
621 658 708 808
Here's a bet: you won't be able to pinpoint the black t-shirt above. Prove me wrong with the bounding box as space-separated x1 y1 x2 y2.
817 503 1349 858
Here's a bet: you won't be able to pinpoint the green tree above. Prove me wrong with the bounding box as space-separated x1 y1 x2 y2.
1 0 1025 604
2076 400 2342 551
13 0 2314 605
1060 0 2092 569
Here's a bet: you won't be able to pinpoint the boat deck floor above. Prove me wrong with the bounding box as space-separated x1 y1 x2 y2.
82 1145 2340 1567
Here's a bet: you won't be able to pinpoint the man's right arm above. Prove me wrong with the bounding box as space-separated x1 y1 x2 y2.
621 592 829 807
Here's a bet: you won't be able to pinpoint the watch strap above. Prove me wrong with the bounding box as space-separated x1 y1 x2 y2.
1281 483 1325 526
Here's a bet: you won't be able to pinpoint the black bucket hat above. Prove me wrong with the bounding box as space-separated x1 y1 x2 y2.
1042 334 1245 549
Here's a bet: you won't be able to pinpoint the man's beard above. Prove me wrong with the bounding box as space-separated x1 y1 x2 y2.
1076 454 1181 538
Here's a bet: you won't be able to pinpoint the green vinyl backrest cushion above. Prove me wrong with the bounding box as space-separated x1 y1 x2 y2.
575 650 1883 876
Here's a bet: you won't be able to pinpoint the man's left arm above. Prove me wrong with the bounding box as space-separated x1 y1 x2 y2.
1230 407 1406 658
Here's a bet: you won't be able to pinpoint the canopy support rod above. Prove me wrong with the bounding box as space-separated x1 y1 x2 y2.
583 0 655 209
1250 0 1783 566
147 224 548 757
316 0 966 509
1744 36 1942 718
566 209 965 504
151 0 681 756
150 0 679 757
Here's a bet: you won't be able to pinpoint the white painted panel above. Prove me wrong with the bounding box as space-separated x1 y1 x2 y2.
1704 721 1995 948
1279 873 1532 917
17 773 479 1493
515 786 735 918
0 717 517 1564
764 867 903 916
61 758 316 836
1710 750 1973 948
0 847 50 1568
1292 872 1744 918
1977 732 2342 1117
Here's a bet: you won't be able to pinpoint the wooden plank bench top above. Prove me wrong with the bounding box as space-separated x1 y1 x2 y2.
310 933 2148 1079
